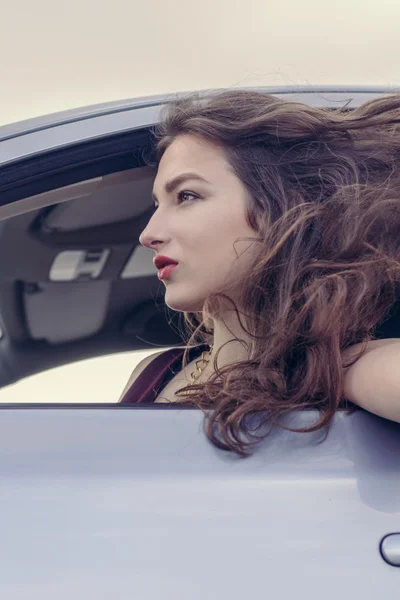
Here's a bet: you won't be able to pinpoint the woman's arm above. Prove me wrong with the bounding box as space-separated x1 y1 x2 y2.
342 339 400 421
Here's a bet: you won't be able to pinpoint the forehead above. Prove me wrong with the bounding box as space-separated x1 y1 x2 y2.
155 134 230 182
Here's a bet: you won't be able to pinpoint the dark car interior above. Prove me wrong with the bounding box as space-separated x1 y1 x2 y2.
0 155 186 392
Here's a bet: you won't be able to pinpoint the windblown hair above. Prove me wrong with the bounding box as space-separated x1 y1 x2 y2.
152 89 400 457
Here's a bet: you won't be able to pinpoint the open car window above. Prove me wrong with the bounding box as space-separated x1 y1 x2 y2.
1 88 399 403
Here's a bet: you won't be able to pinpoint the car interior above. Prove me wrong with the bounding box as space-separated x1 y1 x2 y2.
0 162 187 393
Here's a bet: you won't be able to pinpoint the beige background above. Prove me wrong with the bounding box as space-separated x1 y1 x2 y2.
0 0 399 401
1 0 400 126
0 351 156 403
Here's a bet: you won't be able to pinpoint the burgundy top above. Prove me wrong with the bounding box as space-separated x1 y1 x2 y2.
120 344 210 404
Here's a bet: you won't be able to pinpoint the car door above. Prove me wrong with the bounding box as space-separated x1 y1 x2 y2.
0 88 399 600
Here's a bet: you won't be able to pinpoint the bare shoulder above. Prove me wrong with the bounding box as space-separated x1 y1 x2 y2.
341 338 400 419
342 338 400 365
118 347 185 401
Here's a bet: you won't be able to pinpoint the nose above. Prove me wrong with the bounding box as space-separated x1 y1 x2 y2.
139 229 160 250
138 214 166 250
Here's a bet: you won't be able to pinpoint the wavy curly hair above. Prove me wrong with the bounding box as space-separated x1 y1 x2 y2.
151 89 400 457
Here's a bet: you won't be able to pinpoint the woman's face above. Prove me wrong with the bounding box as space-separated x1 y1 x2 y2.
139 134 258 313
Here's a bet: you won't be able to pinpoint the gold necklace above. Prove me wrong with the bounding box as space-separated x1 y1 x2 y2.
179 344 213 395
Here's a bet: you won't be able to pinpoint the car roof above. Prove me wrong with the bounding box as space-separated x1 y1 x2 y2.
2 85 400 142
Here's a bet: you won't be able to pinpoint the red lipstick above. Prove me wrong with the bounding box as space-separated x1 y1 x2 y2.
153 255 179 280
157 264 178 280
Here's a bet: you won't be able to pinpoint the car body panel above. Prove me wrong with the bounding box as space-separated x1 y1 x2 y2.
0 408 399 598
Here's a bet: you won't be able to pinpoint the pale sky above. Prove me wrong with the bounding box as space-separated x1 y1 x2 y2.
1 0 400 126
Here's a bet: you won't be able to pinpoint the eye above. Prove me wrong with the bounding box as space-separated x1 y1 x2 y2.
151 190 199 211
177 190 198 204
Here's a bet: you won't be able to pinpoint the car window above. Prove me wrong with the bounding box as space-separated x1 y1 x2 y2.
0 349 161 403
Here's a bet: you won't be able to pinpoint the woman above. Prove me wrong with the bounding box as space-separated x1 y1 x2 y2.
120 89 400 457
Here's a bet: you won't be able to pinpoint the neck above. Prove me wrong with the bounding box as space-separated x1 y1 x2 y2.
205 307 253 372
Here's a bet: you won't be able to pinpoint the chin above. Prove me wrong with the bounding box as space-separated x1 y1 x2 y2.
164 292 205 313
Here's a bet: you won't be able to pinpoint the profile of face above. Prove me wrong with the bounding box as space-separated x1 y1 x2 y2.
139 134 258 313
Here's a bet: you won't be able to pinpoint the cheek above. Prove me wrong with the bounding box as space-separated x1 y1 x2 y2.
175 200 255 275
200 225 256 283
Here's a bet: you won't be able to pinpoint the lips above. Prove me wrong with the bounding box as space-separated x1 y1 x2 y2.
154 256 179 270
157 263 178 280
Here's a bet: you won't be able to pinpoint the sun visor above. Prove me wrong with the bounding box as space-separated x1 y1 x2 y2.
23 281 110 344
42 168 154 232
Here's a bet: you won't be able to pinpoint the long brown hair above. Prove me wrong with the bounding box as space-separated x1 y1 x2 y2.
152 89 400 457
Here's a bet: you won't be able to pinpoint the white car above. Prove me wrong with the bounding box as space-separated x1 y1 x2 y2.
0 86 399 599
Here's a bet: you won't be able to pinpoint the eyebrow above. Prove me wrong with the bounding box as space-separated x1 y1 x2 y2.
152 172 211 204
